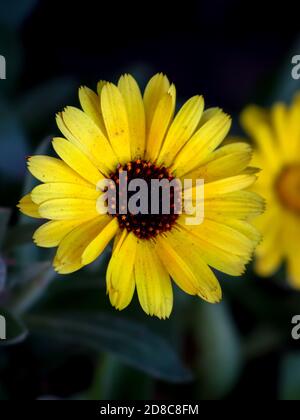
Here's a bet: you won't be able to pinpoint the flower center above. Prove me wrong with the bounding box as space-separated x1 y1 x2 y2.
109 160 180 239
276 165 300 214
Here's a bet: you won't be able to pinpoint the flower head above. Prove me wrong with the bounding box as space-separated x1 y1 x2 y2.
18 73 264 318
241 93 300 287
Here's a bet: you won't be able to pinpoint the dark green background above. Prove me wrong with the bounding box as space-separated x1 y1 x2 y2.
0 0 300 400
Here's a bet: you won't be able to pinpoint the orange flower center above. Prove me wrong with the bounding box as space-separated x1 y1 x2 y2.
276 165 300 213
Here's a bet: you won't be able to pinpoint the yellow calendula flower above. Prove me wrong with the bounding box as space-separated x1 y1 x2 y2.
241 93 300 287
18 73 264 318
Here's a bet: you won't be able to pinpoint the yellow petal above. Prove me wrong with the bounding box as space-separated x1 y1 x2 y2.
134 240 173 319
156 230 222 303
33 219 84 248
39 198 98 220
288 94 300 158
31 183 99 205
101 83 131 163
54 217 105 274
157 96 204 167
183 218 255 257
59 106 118 174
97 80 107 97
255 248 282 277
197 107 223 128
171 222 247 276
282 212 300 289
204 191 265 220
271 102 289 160
27 156 91 186
106 231 137 310
52 138 103 185
118 74 146 159
81 218 119 265
172 111 231 176
204 174 257 197
241 106 279 171
78 86 107 134
146 85 176 161
184 143 253 182
240 105 269 137
18 194 40 218
143 73 170 132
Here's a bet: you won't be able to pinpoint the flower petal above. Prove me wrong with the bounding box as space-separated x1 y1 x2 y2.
118 74 146 159
156 229 222 303
134 240 173 319
58 106 118 174
146 85 176 161
101 83 131 163
52 137 103 185
31 183 99 205
81 218 119 265
78 86 107 134
157 96 204 167
184 143 253 182
33 219 84 248
106 231 137 310
204 191 265 221
54 217 106 274
143 73 170 133
183 218 255 257
204 174 257 197
18 194 40 218
39 198 98 220
27 156 91 186
172 111 231 176
172 219 248 276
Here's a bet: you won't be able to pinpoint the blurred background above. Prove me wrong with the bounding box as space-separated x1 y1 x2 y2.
1 0 300 401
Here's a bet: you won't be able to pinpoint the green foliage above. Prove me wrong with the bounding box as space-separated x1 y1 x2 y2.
195 301 242 400
26 312 192 383
279 352 300 400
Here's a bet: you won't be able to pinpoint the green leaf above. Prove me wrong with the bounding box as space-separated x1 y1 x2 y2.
279 352 300 400
26 312 193 383
196 301 242 400
0 207 11 248
86 354 153 400
0 256 6 291
9 262 55 314
0 308 28 346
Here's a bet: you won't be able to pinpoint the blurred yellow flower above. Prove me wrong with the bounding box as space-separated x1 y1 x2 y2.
241 93 300 287
18 73 263 318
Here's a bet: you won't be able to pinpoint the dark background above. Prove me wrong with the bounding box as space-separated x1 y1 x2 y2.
21 0 297 110
1 0 300 401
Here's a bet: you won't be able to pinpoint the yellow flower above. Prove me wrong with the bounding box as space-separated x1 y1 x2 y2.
18 73 264 318
241 93 300 287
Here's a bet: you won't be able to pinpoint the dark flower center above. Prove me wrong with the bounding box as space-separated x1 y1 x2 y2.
109 160 180 239
276 165 300 214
